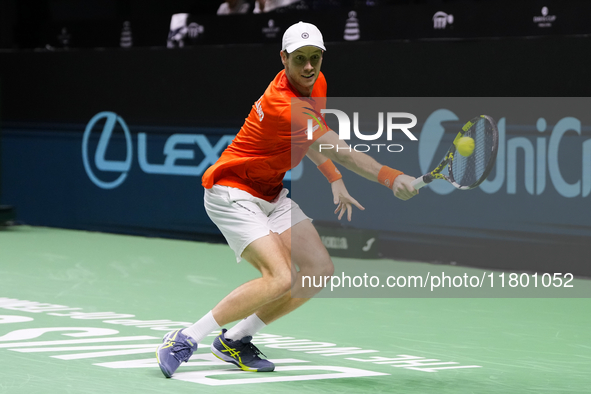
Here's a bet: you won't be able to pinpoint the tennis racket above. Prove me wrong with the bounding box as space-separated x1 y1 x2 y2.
411 115 499 190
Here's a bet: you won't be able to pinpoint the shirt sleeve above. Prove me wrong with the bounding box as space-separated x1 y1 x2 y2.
280 97 329 145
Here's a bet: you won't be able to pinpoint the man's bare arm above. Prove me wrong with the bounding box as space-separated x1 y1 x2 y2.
305 147 365 221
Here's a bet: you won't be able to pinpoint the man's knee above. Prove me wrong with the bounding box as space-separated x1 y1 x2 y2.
321 260 335 278
303 258 334 278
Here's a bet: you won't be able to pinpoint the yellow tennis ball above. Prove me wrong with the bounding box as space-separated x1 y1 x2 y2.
456 136 475 157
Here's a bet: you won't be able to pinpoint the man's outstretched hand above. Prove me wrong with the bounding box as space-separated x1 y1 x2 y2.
331 179 365 221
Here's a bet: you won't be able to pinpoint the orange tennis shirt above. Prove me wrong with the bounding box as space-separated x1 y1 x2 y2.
201 69 328 201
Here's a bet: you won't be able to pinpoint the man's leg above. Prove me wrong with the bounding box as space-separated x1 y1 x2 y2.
210 220 332 372
158 230 293 377
181 230 292 345
207 231 295 372
158 186 298 377
210 230 293 326
257 219 334 323
225 219 333 342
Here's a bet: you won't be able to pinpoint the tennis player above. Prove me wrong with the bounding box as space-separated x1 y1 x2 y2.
157 21 418 377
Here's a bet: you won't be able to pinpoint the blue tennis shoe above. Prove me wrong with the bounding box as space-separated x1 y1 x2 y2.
211 329 275 372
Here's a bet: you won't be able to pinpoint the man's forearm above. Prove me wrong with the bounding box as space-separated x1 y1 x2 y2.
311 130 406 184
331 149 382 183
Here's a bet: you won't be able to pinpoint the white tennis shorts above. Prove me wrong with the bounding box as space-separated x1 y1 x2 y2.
204 185 310 262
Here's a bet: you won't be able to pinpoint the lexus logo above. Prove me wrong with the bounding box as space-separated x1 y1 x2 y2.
82 111 133 189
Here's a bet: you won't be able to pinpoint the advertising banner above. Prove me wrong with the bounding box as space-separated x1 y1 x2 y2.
291 97 591 281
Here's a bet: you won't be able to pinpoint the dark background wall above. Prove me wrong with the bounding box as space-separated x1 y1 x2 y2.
2 35 591 127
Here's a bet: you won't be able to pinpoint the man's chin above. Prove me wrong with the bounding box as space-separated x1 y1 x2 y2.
299 78 316 89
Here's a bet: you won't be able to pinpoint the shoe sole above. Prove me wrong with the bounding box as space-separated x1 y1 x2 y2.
211 347 275 372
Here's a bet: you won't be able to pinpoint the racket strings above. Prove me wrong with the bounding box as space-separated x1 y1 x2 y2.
450 118 494 187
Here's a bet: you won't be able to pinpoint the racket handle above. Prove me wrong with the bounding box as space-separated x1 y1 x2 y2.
411 176 428 190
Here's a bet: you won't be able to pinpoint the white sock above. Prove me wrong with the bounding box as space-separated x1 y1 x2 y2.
182 310 220 343
224 313 266 341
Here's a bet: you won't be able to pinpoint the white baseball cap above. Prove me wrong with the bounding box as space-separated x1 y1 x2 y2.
282 21 326 53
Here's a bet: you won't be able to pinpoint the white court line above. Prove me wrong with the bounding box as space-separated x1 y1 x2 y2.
12 344 159 352
0 336 157 348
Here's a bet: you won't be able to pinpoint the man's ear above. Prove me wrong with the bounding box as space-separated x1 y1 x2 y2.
280 50 287 66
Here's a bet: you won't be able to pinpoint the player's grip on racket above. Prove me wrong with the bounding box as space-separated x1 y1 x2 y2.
411 115 499 191
411 176 429 190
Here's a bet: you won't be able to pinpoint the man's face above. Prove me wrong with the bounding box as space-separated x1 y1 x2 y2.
281 46 323 97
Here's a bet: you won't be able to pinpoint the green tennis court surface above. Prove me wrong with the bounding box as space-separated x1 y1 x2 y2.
1 226 589 393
